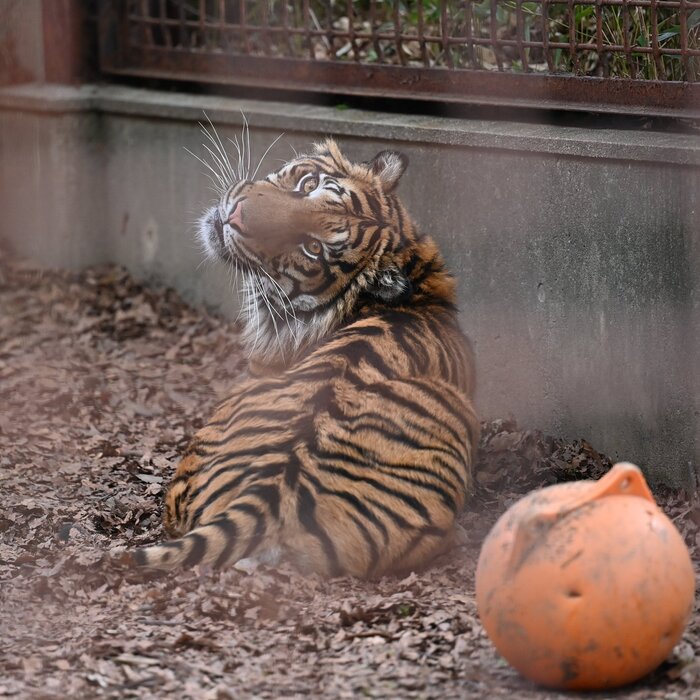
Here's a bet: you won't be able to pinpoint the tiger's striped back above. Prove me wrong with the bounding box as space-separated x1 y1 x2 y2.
134 138 479 578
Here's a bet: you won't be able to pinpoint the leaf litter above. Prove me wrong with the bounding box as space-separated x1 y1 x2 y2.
0 250 698 699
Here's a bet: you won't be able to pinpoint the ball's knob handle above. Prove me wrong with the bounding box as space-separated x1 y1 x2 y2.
509 463 655 573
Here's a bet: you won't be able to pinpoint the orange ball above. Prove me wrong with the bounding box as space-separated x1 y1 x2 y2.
475 462 695 690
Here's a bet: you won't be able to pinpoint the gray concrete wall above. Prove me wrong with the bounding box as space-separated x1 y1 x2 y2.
1 83 698 487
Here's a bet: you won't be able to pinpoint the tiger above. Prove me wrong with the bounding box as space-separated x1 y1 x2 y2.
133 137 480 578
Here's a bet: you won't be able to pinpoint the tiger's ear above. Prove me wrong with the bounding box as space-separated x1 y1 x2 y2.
370 151 408 192
369 264 412 303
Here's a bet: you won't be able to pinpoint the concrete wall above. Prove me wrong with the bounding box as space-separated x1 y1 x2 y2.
0 83 698 487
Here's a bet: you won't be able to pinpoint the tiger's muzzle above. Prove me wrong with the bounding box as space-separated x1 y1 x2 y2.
223 182 329 252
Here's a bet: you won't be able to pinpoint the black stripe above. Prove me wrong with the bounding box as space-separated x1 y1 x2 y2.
355 221 375 245
402 377 473 436
308 155 336 170
297 483 342 575
332 338 396 378
367 381 465 448
310 382 339 418
242 482 281 520
189 463 284 526
226 408 298 424
287 163 302 179
183 439 203 457
305 272 337 297
320 428 463 491
182 532 207 566
211 515 239 568
184 456 260 506
194 436 295 485
134 547 148 566
335 258 358 273
441 344 462 388
288 364 338 384
349 513 380 575
394 198 406 234
423 315 456 382
291 260 321 278
378 308 417 325
403 252 420 277
138 540 181 567
284 450 302 488
205 380 288 430
316 439 365 464
412 256 442 287
301 466 411 537
394 524 449 566
337 324 386 339
327 414 464 476
173 484 190 524
291 264 367 319
196 422 298 450
318 464 431 522
367 495 413 530
387 320 426 374
366 227 382 249
349 191 362 214
320 168 347 180
365 193 384 222
228 502 267 557
192 444 215 458
303 469 390 544
377 463 461 506
376 469 457 512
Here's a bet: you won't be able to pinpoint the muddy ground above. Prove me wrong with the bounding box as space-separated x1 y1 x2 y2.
1 251 699 699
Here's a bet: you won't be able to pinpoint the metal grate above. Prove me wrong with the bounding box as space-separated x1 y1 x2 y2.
99 0 700 117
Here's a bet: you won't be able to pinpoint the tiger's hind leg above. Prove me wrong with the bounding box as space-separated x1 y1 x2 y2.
385 524 463 577
279 479 463 579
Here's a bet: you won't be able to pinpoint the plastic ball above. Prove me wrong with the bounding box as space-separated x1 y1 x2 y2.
475 462 695 690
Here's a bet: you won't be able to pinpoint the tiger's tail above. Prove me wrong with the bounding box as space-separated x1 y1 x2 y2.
132 508 265 570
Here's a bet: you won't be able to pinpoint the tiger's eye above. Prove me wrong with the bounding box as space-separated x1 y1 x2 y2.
301 239 322 259
306 240 322 255
302 176 318 194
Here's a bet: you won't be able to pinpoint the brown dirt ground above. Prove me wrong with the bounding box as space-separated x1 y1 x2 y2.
1 251 699 700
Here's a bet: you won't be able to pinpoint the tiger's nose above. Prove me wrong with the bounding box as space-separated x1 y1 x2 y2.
227 200 244 232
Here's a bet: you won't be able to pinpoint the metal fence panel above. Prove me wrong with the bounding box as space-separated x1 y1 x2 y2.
99 0 700 117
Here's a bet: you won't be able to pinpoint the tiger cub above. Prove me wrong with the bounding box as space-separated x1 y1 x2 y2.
135 138 479 578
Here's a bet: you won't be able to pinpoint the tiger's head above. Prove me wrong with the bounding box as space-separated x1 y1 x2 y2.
198 138 456 368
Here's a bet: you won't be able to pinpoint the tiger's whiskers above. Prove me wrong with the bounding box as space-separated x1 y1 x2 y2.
192 114 294 360
258 267 304 331
184 147 227 193
201 114 236 183
251 133 285 181
251 272 285 362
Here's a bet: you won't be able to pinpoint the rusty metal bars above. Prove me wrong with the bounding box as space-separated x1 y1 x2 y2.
99 0 700 117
